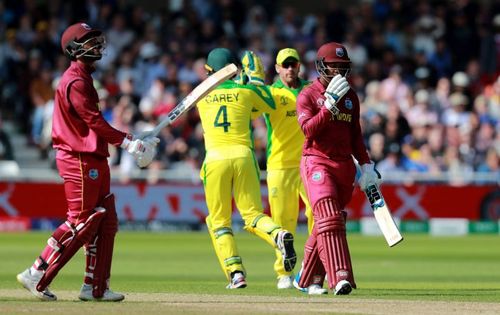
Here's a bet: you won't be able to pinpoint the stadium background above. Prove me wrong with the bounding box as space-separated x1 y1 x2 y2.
0 0 498 233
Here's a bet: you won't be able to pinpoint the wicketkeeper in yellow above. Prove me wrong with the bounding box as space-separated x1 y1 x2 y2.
198 47 297 289
241 49 314 289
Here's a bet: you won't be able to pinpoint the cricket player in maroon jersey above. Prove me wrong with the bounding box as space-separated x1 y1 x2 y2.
293 42 381 295
16 22 159 301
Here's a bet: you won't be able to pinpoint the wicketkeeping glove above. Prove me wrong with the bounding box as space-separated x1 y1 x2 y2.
239 50 265 86
324 74 350 115
359 163 382 192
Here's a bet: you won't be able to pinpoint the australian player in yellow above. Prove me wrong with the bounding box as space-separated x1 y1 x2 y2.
198 47 297 289
244 48 314 289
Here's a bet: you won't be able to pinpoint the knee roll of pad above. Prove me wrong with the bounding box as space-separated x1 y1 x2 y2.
314 198 346 234
316 216 345 234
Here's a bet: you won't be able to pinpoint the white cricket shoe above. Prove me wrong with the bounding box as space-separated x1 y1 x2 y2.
277 275 293 289
16 268 57 301
226 271 247 289
292 270 327 295
293 281 328 295
334 279 352 295
79 283 125 301
307 284 328 295
275 230 297 272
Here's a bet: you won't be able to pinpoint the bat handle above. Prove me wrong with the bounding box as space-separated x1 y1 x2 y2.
365 184 384 208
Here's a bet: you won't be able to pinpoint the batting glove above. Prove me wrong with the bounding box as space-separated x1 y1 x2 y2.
324 74 349 115
136 138 158 168
120 135 160 167
359 163 382 192
240 50 265 86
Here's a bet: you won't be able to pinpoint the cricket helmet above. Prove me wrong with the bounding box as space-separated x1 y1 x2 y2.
61 22 105 61
205 48 240 74
315 42 352 81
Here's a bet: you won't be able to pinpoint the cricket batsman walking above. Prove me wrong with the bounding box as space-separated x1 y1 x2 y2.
16 22 158 301
294 42 381 295
199 47 297 289
242 48 314 289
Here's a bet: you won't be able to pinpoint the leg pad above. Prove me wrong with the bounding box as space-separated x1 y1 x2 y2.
314 198 356 290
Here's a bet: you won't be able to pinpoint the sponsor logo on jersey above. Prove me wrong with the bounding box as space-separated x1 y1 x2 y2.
89 169 99 180
333 112 352 122
286 110 296 117
344 98 353 110
316 98 324 108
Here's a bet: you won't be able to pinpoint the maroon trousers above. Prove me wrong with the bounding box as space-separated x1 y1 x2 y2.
35 150 112 290
299 155 356 290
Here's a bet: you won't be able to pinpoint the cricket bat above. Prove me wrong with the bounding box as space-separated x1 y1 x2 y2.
147 63 238 137
364 184 404 247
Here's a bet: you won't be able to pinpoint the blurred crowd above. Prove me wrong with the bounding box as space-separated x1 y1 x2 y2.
0 0 499 183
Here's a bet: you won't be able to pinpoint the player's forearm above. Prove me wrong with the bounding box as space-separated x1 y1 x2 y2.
299 107 331 138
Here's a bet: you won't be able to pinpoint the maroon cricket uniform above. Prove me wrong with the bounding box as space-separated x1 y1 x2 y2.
52 61 126 222
296 78 370 290
19 22 127 301
298 78 369 208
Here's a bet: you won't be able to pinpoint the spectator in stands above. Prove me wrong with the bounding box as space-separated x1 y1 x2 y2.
0 116 14 160
0 0 497 182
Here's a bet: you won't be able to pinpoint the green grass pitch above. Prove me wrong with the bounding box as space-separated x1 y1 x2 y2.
1 231 499 314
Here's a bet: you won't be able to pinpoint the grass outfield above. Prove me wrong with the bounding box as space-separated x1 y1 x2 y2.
1 231 499 314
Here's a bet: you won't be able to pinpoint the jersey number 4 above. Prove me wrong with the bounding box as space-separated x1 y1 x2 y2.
214 105 231 132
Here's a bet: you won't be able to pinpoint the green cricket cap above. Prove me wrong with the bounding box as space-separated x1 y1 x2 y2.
276 48 300 65
205 48 239 72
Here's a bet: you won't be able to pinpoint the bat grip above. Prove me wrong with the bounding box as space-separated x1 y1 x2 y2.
365 184 383 207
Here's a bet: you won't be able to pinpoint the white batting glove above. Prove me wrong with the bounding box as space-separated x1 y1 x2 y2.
120 136 160 167
324 74 350 115
142 136 160 147
359 163 382 192
136 143 157 168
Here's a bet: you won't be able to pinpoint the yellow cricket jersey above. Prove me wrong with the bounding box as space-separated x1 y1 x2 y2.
197 80 275 160
264 78 310 170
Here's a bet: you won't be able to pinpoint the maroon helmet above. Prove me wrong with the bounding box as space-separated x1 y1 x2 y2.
315 42 352 81
60 22 105 61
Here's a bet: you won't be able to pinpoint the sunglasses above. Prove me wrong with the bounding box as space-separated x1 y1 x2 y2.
281 61 299 69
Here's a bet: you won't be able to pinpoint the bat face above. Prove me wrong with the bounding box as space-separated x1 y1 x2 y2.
365 184 404 247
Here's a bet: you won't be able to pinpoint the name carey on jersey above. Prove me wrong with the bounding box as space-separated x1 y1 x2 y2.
205 93 239 103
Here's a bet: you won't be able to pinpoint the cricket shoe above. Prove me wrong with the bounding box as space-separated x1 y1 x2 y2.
16 268 57 301
275 230 297 272
334 280 352 295
277 275 293 289
293 281 328 295
292 267 327 295
79 284 125 301
226 271 247 289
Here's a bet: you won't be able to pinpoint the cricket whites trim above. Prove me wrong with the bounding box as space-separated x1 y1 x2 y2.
147 63 238 137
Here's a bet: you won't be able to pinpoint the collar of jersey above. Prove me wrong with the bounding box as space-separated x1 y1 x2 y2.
272 78 308 90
